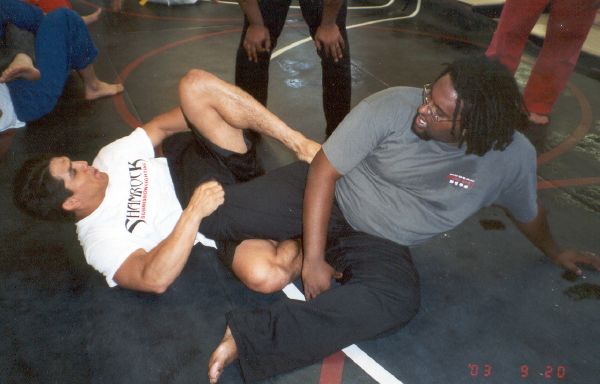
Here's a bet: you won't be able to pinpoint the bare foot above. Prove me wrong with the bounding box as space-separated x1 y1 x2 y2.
0 53 40 83
296 136 321 163
528 112 549 125
208 326 238 384
84 80 124 100
82 8 102 25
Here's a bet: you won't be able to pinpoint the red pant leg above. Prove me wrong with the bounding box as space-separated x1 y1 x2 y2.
485 0 550 73
524 0 597 114
27 0 72 13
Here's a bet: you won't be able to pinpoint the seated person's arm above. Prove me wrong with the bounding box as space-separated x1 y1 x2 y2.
505 200 600 275
114 181 224 293
302 149 342 300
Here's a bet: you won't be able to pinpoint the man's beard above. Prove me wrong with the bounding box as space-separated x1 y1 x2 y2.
411 115 431 141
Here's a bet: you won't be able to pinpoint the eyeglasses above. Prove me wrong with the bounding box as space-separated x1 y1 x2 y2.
422 83 454 123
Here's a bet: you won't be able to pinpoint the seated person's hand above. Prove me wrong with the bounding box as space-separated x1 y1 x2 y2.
302 257 342 300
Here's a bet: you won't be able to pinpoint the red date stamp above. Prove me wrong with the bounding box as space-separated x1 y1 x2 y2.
468 363 567 379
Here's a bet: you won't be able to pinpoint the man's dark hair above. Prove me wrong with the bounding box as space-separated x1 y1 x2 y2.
13 155 75 222
438 55 529 156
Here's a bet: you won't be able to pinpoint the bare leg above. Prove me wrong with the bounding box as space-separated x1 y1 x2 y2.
178 69 320 162
208 326 238 384
78 63 123 100
231 239 302 294
0 53 40 83
81 8 102 25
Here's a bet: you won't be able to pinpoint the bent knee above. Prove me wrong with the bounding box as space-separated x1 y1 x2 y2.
237 263 290 294
180 69 215 94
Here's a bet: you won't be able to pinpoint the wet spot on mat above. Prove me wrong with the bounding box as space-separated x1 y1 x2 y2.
479 219 505 230
564 283 600 301
285 78 305 88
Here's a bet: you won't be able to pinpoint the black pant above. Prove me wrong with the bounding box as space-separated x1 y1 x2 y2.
196 162 420 382
234 0 352 136
166 137 420 381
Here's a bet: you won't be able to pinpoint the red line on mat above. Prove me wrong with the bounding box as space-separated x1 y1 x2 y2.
319 351 345 384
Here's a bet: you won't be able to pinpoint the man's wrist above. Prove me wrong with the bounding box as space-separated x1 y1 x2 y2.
304 251 325 264
181 206 205 225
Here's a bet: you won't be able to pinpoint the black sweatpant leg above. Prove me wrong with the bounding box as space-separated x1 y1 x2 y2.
199 161 309 242
234 0 292 105
235 0 351 135
227 231 421 382
299 0 351 135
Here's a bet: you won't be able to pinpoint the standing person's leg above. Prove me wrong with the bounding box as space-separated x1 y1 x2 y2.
7 8 122 122
485 0 549 73
234 0 291 105
209 229 420 382
301 0 351 136
523 0 597 119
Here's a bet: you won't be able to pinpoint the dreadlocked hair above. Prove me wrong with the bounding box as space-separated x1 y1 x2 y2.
13 155 76 222
438 55 528 156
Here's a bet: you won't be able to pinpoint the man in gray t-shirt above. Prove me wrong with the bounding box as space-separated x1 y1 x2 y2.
324 86 537 246
208 56 600 383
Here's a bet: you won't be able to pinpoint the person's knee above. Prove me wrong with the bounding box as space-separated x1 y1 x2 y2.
238 262 289 294
180 68 217 97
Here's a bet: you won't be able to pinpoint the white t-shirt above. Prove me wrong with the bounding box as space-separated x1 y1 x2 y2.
0 84 26 132
76 128 216 287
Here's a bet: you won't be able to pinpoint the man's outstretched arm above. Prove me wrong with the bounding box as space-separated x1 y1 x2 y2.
113 181 224 293
508 201 600 275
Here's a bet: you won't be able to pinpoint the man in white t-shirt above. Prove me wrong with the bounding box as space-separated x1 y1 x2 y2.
14 69 320 293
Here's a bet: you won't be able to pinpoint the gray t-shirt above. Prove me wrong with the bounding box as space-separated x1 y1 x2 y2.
322 86 538 246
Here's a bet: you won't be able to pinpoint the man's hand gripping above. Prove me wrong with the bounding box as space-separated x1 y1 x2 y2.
302 257 342 300
187 180 225 219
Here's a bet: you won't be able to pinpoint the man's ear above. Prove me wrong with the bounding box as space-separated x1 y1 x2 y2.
62 196 80 212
